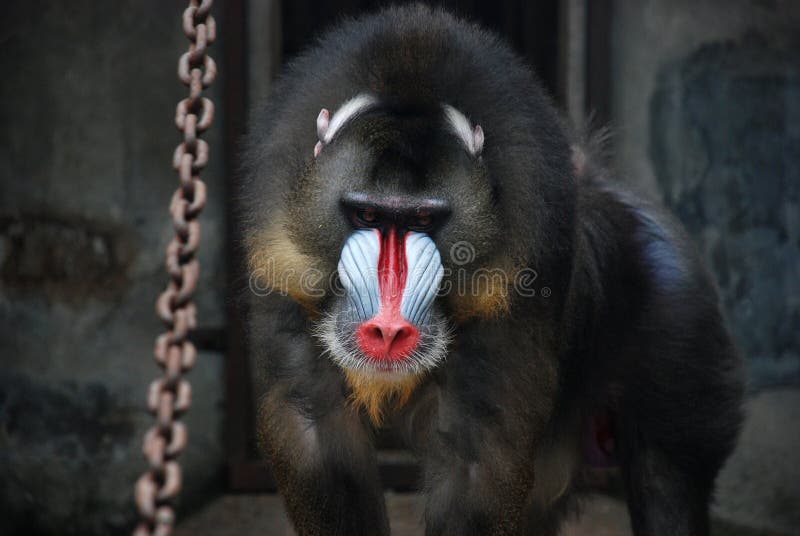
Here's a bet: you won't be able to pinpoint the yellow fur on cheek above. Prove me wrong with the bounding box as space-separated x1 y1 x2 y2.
448 285 510 322
447 262 516 322
344 369 423 426
246 225 327 312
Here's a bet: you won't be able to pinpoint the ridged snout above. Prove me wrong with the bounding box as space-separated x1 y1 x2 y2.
337 230 444 360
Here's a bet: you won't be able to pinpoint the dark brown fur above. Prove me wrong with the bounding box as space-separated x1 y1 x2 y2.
240 6 744 535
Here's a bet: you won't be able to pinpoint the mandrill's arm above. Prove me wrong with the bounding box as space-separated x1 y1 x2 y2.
258 387 389 536
253 303 389 536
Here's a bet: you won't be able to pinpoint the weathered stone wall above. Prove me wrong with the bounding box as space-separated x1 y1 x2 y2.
611 1 800 533
0 2 227 534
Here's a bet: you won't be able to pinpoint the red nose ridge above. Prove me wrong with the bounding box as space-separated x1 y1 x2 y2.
356 317 420 361
357 226 420 362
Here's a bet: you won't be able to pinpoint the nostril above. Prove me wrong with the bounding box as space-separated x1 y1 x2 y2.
356 319 420 360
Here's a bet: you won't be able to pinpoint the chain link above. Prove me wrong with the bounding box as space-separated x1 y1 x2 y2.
134 1 216 534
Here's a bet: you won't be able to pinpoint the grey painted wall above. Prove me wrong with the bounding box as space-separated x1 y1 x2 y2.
611 1 800 533
0 2 227 534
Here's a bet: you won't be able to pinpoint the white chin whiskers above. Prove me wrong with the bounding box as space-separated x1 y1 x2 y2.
312 311 452 375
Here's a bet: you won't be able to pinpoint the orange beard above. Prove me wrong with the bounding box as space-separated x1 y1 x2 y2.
343 369 424 426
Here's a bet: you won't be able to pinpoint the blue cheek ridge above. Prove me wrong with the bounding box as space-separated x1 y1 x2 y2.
337 230 445 326
338 230 381 322
400 232 444 325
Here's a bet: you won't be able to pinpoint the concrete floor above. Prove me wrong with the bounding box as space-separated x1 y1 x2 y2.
175 493 782 535
175 493 631 535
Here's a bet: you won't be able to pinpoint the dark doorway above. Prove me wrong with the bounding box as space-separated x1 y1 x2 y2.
282 0 562 103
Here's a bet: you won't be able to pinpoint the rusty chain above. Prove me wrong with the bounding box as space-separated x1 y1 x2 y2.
134 1 216 535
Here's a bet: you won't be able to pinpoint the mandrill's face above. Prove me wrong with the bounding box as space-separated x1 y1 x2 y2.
308 96 497 378
251 95 506 382
317 195 452 375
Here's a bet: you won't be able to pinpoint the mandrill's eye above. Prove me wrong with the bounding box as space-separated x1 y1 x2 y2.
353 208 381 228
410 211 434 231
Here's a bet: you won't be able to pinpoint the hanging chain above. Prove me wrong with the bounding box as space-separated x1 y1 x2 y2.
134 1 216 535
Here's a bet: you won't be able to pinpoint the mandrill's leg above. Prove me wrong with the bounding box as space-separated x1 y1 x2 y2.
423 441 538 536
620 441 713 536
258 380 389 536
419 346 557 536
249 294 390 536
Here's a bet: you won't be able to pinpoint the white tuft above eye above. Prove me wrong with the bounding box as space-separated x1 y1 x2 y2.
443 104 484 157
314 94 380 157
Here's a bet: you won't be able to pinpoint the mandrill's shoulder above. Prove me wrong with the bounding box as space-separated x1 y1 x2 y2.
572 151 717 316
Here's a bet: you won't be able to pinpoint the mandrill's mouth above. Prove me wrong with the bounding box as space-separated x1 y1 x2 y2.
313 310 451 374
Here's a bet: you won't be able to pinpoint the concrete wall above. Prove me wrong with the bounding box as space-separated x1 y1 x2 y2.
611 1 800 533
0 2 227 534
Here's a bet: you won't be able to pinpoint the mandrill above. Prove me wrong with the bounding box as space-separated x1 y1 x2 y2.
240 5 744 535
